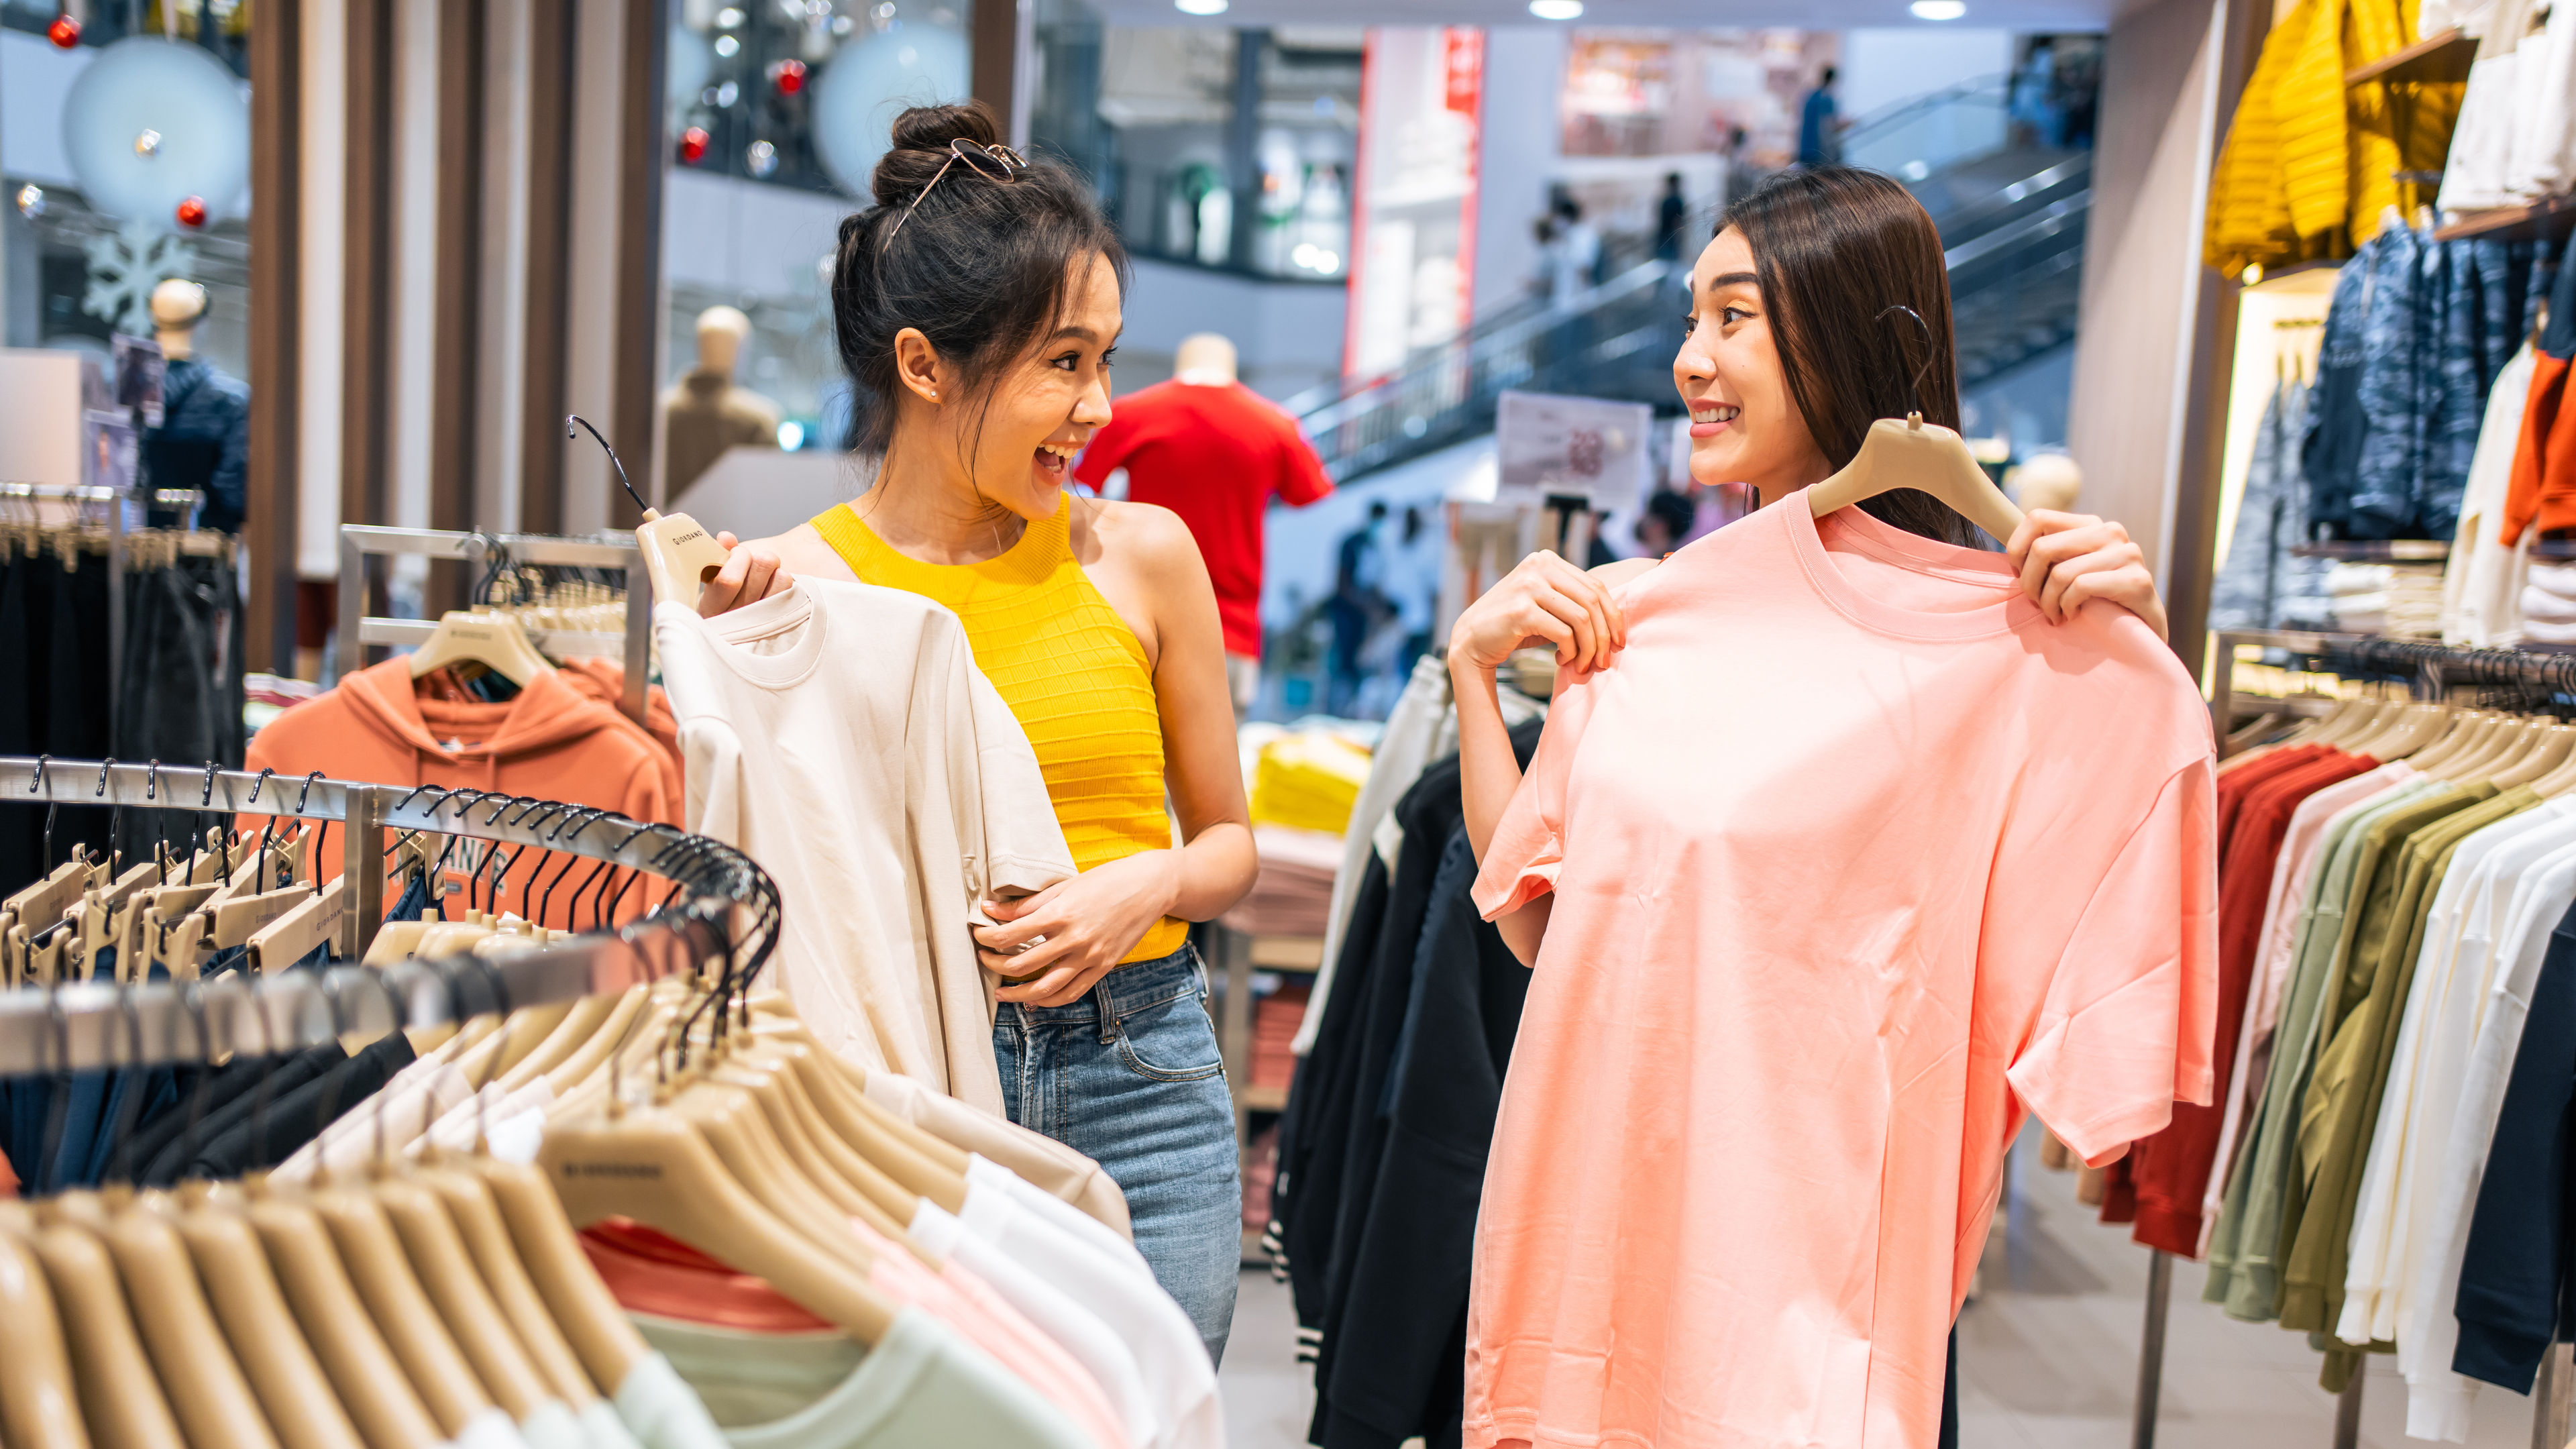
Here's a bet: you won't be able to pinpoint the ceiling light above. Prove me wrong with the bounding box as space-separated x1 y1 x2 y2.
1175 0 1228 13
1910 1 1968 17
1529 0 1584 17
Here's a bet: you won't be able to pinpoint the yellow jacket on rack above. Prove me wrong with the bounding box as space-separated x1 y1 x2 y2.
2205 0 2460 278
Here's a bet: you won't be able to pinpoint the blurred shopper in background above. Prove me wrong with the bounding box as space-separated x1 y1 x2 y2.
1635 488 1698 557
1655 173 1689 262
1327 500 1393 715
1798 65 1843 167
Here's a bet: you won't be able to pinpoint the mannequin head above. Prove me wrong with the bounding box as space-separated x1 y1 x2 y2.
695 305 753 378
151 278 208 360
2010 451 2083 514
1174 333 1236 386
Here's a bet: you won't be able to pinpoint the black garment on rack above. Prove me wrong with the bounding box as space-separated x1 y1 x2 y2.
1313 824 1533 1449
115 552 245 866
0 544 115 891
1272 718 1545 1449
180 1028 415 1181
109 1051 279 1185
137 1040 346 1187
2451 898 2576 1393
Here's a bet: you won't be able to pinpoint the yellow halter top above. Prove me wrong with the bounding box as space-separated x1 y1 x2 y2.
810 496 1187 964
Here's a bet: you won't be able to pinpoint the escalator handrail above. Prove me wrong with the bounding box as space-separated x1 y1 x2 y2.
1838 73 2010 151
1943 188 2091 272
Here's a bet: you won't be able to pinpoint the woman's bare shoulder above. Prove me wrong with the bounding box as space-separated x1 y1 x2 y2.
1071 494 1199 570
744 521 858 582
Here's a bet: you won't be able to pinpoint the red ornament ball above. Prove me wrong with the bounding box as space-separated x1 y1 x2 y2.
679 127 711 165
46 13 79 46
773 59 808 96
176 195 207 229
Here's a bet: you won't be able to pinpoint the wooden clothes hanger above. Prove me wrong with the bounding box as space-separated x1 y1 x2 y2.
58 1190 278 1449
405 612 555 690
161 1194 369 1449
1803 307 2025 549
13 1203 188 1449
0 1214 91 1449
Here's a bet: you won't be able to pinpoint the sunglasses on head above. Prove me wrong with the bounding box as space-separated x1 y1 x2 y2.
886 138 1029 242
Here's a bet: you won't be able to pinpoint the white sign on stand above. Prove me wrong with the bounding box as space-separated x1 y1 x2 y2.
1494 389 1652 513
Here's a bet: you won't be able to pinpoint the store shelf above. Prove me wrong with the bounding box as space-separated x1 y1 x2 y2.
2288 539 2449 560
2436 193 2576 244
2345 28 2475 86
1242 1085 1291 1114
1249 935 1326 972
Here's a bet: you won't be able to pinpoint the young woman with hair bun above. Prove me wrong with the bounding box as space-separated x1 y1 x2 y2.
698 101 1256 1362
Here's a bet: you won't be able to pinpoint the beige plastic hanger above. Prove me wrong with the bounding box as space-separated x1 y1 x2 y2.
14 1203 187 1449
747 1014 971 1209
2487 718 2566 788
412 1163 600 1410
494 994 621 1091
447 1001 576 1085
539 1108 896 1345
63 1192 280 1449
0 1218 91 1449
704 1053 914 1234
373 1175 553 1424
164 1195 368 1449
6 860 95 943
2531 730 2576 796
406 613 555 689
541 987 653 1094
303 1175 504 1438
570 414 732 612
247 877 346 975
669 1078 883 1268
462 1157 651 1397
1802 309 2025 547
242 1187 445 1449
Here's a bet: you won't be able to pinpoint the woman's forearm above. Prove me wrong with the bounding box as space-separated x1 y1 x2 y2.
1166 820 1258 923
1453 654 1550 965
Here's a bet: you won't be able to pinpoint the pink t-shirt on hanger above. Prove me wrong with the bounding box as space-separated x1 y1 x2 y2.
1468 497 2219 1449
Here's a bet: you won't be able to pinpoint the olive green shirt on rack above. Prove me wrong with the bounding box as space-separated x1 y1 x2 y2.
2206 780 2469 1321
2205 778 2438 1312
2279 786 2540 1378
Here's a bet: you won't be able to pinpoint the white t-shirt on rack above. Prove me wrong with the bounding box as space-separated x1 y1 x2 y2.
656 581 1077 1112
953 1164 1222 1449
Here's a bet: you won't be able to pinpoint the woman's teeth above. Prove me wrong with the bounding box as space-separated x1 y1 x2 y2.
1691 404 1740 423
1036 441 1077 472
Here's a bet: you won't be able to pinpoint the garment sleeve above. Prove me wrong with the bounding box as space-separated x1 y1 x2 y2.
2498 352 2566 547
1274 421 1334 508
2449 908 2576 1393
1470 681 1593 920
674 716 744 847
2006 756 2222 1167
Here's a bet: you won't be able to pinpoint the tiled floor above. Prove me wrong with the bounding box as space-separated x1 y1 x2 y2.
1218 1131 2567 1447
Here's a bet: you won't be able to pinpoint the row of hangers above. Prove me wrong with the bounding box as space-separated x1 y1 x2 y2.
0 777 894 1449
2231 672 2576 794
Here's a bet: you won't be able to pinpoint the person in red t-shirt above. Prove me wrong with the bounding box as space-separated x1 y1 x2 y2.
1074 333 1333 710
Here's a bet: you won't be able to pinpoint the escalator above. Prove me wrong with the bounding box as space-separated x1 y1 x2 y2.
1297 75 2092 484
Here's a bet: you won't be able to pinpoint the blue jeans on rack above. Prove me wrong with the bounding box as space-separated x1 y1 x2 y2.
992 943 1242 1365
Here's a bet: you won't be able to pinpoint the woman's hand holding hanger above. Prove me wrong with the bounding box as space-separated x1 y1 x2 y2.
696 531 795 616
2004 510 2167 641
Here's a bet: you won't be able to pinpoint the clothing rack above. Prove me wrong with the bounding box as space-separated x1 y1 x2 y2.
333 525 651 726
0 754 768 1077
0 481 213 742
2128 627 2576 1449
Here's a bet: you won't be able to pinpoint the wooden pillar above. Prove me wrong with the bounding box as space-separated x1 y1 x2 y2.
972 0 1026 144
429 0 489 612
2161 0 2282 672
519 0 578 536
609 0 670 526
246 0 301 674
341 0 398 567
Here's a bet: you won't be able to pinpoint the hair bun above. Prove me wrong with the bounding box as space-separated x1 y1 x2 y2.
872 101 1004 207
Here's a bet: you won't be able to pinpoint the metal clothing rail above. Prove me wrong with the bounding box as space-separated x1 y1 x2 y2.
1 481 211 743
0 755 775 1079
334 525 651 726
2133 628 2576 1448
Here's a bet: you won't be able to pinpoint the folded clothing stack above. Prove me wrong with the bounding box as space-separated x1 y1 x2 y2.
2328 561 2447 636
1252 981 1309 1091
2518 560 2576 643
1218 826 1342 938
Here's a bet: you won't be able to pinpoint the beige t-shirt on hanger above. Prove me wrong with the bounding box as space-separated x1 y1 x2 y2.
657 580 1078 1112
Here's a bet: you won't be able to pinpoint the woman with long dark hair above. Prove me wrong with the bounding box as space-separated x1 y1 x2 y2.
1444 167 2202 1448
696 101 1256 1364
